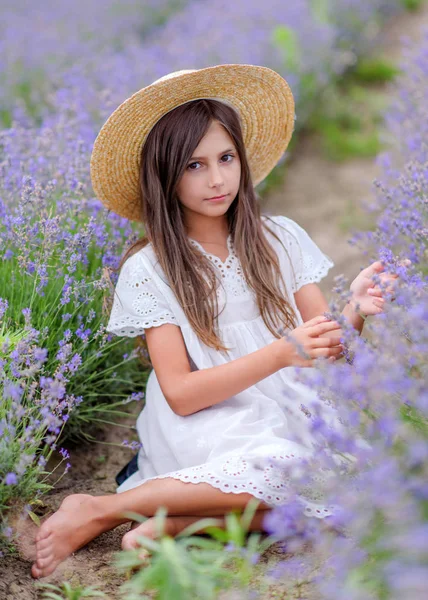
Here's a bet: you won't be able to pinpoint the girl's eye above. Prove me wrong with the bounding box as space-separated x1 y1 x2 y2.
187 153 234 171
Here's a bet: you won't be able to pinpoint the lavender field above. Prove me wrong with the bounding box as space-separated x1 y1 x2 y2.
1 1 427 598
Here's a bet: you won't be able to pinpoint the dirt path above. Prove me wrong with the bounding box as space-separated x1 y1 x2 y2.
2 5 427 599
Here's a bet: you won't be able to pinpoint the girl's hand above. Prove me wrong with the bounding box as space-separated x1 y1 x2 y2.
281 315 344 368
349 259 411 316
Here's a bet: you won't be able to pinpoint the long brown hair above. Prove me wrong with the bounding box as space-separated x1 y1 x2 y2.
110 99 298 364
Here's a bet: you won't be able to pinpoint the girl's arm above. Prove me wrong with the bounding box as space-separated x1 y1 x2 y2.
144 317 342 417
294 283 365 334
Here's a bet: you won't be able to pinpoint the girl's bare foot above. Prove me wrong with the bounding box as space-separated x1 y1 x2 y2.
31 493 125 579
121 515 223 555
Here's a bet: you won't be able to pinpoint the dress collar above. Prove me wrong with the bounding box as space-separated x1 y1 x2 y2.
188 234 233 266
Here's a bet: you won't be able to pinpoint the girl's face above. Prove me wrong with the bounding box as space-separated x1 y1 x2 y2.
176 120 241 225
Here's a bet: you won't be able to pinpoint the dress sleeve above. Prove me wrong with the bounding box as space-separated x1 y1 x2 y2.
271 215 334 293
106 251 179 337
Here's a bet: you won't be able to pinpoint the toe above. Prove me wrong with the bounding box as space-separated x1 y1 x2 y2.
32 556 59 579
31 563 42 579
37 536 53 552
121 531 138 551
35 525 52 543
36 555 54 570
37 546 53 559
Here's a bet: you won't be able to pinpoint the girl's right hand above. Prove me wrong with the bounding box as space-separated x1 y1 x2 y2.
280 315 344 368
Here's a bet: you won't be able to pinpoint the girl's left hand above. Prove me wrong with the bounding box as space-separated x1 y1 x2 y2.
349 259 410 316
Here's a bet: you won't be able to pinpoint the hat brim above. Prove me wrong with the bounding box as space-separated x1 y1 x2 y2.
90 64 295 222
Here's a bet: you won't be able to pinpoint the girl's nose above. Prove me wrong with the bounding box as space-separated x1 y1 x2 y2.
208 164 224 188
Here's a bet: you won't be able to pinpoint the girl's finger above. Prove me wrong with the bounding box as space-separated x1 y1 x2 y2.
312 336 342 348
371 284 396 297
309 315 331 325
365 261 385 276
313 346 343 359
368 287 383 297
302 315 331 329
309 321 342 337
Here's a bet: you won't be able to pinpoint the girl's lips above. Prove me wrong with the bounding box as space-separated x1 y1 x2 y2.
205 194 228 202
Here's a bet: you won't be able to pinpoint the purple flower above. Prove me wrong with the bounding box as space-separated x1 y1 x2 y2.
59 447 70 460
122 440 142 451
3 381 23 402
5 473 18 485
0 298 9 320
33 347 48 363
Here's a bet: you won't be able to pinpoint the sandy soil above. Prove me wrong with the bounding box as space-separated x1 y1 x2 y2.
2 5 427 599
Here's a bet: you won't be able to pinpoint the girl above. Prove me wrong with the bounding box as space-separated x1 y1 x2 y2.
31 65 396 579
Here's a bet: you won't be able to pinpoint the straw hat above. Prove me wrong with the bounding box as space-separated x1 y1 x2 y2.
90 64 295 222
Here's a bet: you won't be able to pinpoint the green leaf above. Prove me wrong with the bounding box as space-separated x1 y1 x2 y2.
239 497 261 533
124 533 159 553
197 526 229 543
225 512 245 547
309 0 330 24
400 0 423 11
178 535 224 552
153 505 168 537
176 517 224 539
81 586 107 598
271 25 300 72
161 536 192 588
120 511 150 524
39 593 63 600
31 498 47 506
353 57 401 83
28 511 41 527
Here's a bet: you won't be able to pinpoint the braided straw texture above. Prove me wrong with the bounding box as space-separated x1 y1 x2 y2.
90 64 295 222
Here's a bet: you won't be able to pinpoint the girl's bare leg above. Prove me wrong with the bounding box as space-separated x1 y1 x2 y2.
121 509 270 552
31 477 271 578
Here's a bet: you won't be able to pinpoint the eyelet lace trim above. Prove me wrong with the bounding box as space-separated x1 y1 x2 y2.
294 255 334 291
188 236 253 300
107 258 178 336
109 309 178 337
188 227 333 297
271 215 334 292
146 454 338 518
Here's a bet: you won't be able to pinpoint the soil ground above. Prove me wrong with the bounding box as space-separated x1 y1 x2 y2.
2 4 427 598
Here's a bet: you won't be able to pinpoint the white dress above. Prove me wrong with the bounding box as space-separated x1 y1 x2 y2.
106 214 345 519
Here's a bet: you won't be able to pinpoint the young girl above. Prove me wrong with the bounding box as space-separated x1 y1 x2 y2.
31 64 394 579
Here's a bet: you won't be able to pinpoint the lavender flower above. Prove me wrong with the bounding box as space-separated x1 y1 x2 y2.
266 28 428 600
4 473 18 485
